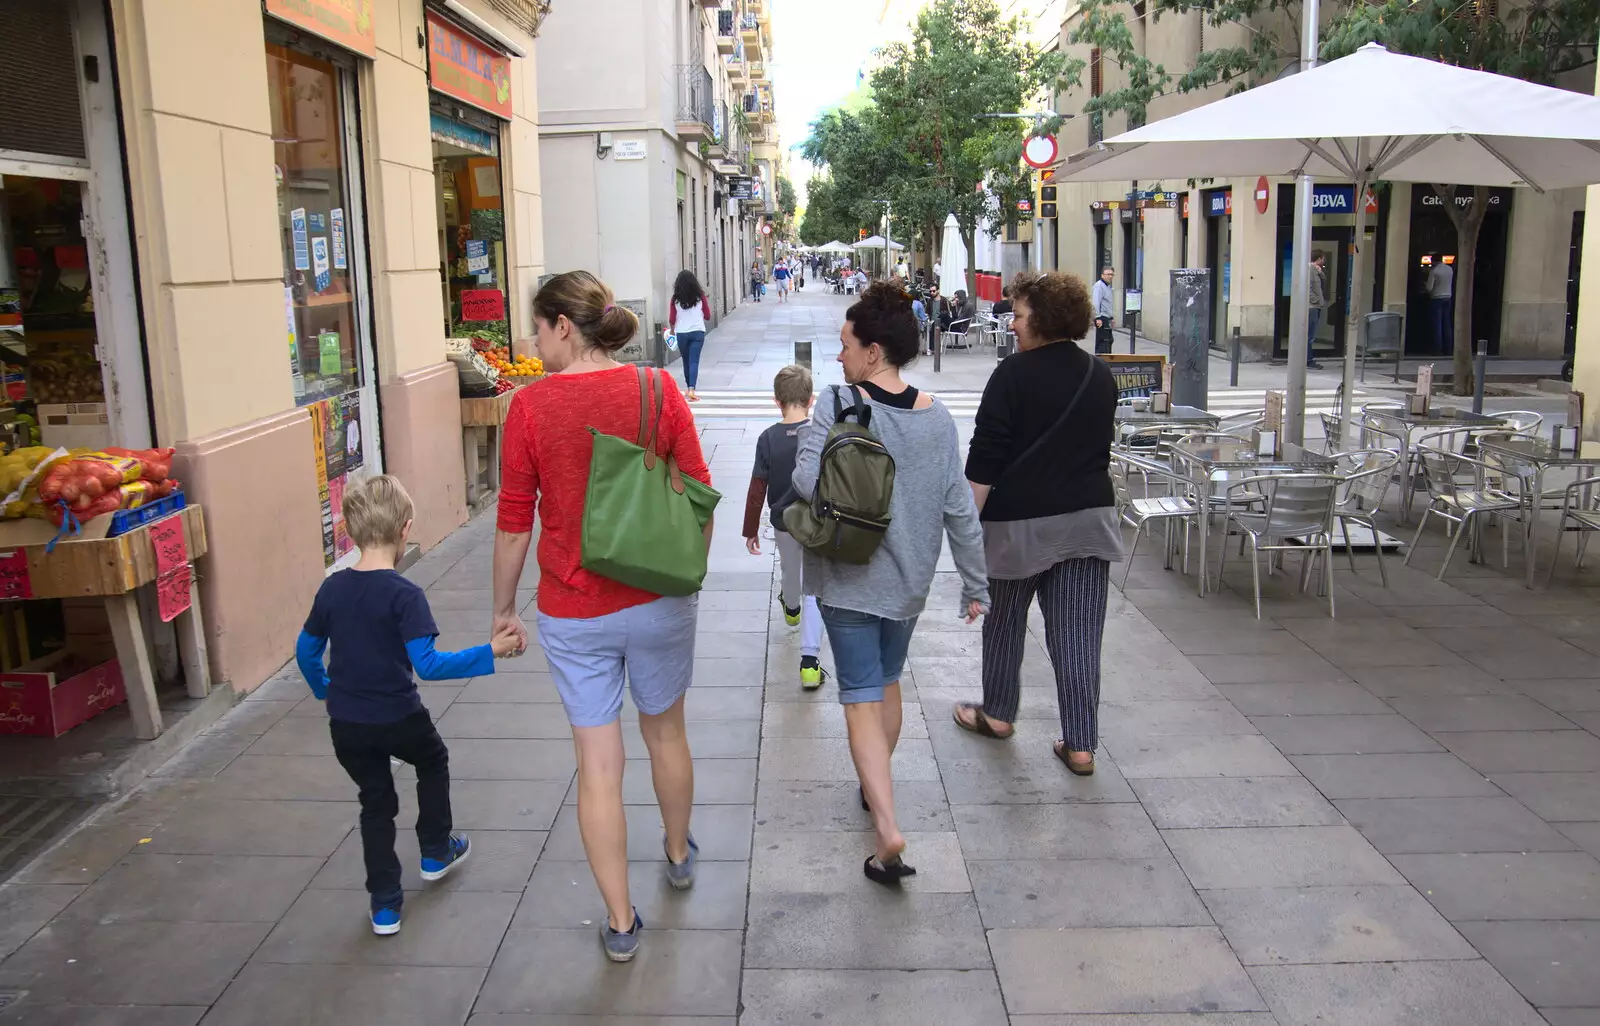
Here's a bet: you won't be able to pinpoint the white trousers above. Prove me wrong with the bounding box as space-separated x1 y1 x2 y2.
775 531 823 657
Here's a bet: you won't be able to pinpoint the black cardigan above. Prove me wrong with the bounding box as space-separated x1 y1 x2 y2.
964 342 1117 523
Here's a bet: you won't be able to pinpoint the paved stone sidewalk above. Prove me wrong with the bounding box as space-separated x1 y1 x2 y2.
0 291 1597 1024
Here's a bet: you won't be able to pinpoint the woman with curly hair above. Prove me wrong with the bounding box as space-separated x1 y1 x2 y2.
791 282 988 885
951 271 1121 776
670 270 711 402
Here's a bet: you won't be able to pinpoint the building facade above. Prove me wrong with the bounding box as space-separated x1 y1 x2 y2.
0 0 549 696
1043 5 1586 365
536 0 779 356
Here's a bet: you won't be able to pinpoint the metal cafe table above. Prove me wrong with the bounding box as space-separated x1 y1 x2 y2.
1473 436 1600 587
1115 404 1221 442
1171 438 1337 596
1366 405 1505 521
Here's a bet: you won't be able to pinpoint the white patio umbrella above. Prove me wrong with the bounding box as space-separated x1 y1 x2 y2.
854 235 906 251
938 213 968 297
818 241 854 254
1056 42 1600 441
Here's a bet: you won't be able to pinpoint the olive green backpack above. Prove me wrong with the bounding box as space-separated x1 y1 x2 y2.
783 385 895 565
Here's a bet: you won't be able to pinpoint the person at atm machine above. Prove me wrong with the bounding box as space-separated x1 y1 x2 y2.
1425 253 1455 356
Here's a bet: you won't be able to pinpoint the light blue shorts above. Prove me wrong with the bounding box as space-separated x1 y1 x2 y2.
537 595 698 728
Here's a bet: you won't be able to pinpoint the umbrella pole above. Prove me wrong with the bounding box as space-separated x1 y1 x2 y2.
1340 167 1372 449
1284 0 1322 448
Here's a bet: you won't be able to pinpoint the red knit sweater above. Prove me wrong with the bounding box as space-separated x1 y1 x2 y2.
498 366 711 619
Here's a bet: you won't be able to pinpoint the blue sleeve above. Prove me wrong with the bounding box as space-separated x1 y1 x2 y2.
405 636 495 681
295 630 330 700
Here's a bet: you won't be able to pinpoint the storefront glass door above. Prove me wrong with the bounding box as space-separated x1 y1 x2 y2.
431 103 508 348
267 38 381 569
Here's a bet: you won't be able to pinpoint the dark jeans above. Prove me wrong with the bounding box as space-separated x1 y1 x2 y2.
330 709 452 910
1094 319 1114 354
1430 296 1454 354
751 278 763 301
678 330 705 388
1307 308 1323 365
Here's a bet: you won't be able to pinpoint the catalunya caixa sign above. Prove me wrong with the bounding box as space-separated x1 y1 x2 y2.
427 12 513 119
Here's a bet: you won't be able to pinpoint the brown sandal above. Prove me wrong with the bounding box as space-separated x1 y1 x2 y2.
953 702 1015 740
1054 743 1095 776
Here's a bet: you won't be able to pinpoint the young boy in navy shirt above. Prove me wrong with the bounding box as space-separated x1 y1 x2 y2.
297 475 521 935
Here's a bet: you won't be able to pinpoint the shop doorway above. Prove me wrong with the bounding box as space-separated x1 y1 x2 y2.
266 33 382 570
1272 227 1351 360
431 98 508 345
1565 210 1582 367
1206 198 1231 349
1404 185 1510 356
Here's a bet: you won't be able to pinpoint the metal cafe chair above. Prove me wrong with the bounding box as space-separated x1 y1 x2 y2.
1217 473 1343 619
1112 453 1201 590
1405 442 1527 580
1330 448 1402 587
1495 410 1545 436
1216 410 1266 437
1545 475 1600 585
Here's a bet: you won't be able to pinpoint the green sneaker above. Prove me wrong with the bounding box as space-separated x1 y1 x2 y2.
782 602 801 627
800 656 826 691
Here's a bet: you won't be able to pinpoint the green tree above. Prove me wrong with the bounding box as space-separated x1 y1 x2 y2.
799 174 866 246
1064 0 1600 393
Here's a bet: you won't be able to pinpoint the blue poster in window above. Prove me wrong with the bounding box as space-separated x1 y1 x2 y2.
312 236 331 293
465 239 489 275
309 212 327 233
290 208 310 271
330 208 347 270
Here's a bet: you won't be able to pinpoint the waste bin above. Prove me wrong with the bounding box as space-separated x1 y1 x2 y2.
996 331 1015 360
1361 312 1403 383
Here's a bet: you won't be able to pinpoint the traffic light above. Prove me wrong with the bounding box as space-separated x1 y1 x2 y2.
1040 184 1058 220
859 227 868 239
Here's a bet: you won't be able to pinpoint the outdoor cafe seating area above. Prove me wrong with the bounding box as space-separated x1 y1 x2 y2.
1111 395 1600 619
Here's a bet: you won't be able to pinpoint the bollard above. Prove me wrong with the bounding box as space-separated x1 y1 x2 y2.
1472 341 1488 414
933 322 942 373
793 339 812 370
1230 327 1242 388
1128 324 1136 355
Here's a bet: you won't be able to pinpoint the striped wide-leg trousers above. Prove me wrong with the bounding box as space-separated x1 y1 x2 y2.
979 557 1111 752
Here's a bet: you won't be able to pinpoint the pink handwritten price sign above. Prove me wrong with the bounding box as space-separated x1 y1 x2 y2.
150 515 187 577
157 564 192 623
0 550 32 601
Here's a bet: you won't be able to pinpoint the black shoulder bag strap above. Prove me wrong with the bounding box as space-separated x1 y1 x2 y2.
994 352 1101 492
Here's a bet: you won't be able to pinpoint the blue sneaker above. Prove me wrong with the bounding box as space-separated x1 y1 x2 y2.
370 904 402 936
420 833 471 882
601 907 643 962
664 834 698 891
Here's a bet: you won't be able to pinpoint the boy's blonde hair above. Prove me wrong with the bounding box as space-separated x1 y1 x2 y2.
774 364 813 409
342 475 414 550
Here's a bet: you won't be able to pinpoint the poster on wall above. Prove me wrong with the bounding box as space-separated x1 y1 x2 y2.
426 11 513 119
265 0 377 58
311 237 331 293
323 398 347 481
318 331 341 378
339 392 364 471
309 400 335 566
331 208 347 270
290 208 310 271
328 473 353 560
465 239 489 274
285 286 303 397
460 290 505 322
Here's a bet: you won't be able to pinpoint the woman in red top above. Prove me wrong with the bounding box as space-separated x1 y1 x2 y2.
492 271 712 962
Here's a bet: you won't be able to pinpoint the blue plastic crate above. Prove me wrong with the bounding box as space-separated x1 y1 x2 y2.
105 490 186 538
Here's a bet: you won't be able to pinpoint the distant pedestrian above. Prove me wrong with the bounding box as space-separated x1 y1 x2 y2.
792 283 988 885
773 259 792 302
1307 252 1327 369
670 271 710 403
953 271 1121 778
1092 266 1115 354
494 271 712 963
1426 252 1454 355
751 260 764 303
744 365 826 690
297 475 522 936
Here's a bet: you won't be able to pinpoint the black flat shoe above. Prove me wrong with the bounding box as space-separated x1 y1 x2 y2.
864 854 916 886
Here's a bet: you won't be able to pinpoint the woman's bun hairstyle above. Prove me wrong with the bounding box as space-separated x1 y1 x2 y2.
845 281 921 367
533 270 639 353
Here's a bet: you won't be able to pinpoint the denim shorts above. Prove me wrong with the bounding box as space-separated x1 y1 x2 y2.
537 595 697 727
818 605 918 705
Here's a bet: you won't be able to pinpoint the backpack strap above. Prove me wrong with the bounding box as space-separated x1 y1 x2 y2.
840 384 871 430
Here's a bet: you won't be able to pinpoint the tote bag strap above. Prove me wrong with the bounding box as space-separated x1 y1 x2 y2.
635 366 686 493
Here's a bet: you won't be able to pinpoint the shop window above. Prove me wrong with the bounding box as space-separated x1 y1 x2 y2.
432 100 508 348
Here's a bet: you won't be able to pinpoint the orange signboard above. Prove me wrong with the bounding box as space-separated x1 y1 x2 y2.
265 0 376 58
427 12 513 119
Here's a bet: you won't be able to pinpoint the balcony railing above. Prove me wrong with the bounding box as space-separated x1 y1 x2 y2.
676 65 715 139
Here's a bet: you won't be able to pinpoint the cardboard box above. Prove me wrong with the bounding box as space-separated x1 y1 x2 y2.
0 654 125 737
37 402 111 451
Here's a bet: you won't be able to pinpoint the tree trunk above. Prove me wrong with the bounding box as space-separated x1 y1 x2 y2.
1433 184 1490 396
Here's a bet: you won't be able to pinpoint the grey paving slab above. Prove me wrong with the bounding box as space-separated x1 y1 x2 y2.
762 699 929 738
58 853 320 924
0 883 81 961
558 757 755 805
465 1018 734 1026
756 736 941 781
754 779 954 832
311 827 544 893
0 1006 205 1026
1157 628 1320 657
435 705 582 741
246 715 335 756
542 803 753 862
1349 664 1517 698
1100 699 1259 737
1105 734 1300 778
694 631 767 659
147 729 257 779
7 823 147 885
1440 730 1600 773
1216 682 1393 716
514 859 749 931
1249 713 1444 755
1457 921 1600 1009
1199 884 1476 965
750 831 970 893
1390 851 1600 921
1460 639 1598 680
1334 796 1581 854
1248 960 1547 1025
1007 1017 1277 1026
256 887 514 966
1163 826 1406 890
1506 679 1600 712
1539 1011 1600 1026
622 686 763 721
1189 653 1351 684
478 927 743 1015
1131 776 1343 828
1561 822 1600 859
737 968 1008 1026
1387 695 1579 733
988 926 1265 1015
447 779 568 831
1288 752 1502 799
693 657 767 687
200 963 485 1026
210 754 356 801
0 918 270 1005
928 727 1138 804
1490 771 1600 821
743 891 992 969
454 672 563 704
142 798 354 857
968 856 1210 929
953 803 1166 860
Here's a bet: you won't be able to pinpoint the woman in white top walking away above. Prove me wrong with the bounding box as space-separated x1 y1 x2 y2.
670 270 711 402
